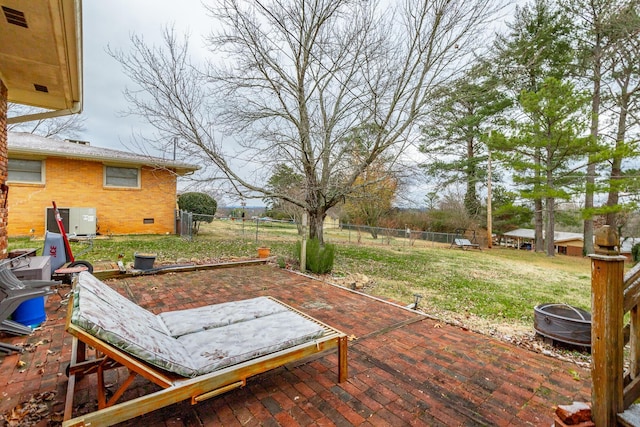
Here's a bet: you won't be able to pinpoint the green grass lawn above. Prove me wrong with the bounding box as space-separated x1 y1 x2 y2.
10 219 593 336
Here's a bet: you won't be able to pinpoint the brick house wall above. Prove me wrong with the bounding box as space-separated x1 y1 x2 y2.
0 80 7 257
8 157 178 237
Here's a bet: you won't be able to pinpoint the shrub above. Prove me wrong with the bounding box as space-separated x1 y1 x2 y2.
632 243 640 263
295 238 335 274
178 192 217 234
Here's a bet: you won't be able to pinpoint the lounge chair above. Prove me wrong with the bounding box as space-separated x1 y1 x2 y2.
63 272 348 426
452 238 481 250
0 267 56 353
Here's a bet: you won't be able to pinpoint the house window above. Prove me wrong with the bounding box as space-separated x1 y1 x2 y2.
8 159 44 183
105 166 140 188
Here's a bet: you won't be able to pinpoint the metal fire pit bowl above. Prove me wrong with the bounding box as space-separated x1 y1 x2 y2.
533 303 591 347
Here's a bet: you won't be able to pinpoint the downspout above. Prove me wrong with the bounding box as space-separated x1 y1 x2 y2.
6 103 82 124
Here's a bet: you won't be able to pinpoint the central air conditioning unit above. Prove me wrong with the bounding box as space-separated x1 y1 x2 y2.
46 207 97 236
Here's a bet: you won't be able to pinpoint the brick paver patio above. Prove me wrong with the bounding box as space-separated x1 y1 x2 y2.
0 263 591 426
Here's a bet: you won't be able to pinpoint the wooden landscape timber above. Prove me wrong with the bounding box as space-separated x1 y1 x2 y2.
92 258 270 281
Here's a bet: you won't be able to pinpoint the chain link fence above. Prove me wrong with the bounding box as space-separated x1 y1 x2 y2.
177 210 193 240
177 212 288 243
339 224 462 246
179 212 476 248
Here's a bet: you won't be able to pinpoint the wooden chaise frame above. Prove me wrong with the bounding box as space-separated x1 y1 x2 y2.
62 294 348 427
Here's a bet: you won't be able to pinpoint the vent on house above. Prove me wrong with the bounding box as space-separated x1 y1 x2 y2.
2 6 27 28
143 218 155 224
65 139 90 146
34 84 48 93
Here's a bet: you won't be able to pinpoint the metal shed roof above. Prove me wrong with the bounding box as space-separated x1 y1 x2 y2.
502 228 583 244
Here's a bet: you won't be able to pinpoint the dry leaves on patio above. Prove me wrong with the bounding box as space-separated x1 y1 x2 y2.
0 390 59 427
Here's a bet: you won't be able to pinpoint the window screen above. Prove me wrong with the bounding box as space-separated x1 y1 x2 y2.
8 159 43 183
105 166 139 188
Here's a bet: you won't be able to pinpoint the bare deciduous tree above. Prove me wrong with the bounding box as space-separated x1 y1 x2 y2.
111 0 503 242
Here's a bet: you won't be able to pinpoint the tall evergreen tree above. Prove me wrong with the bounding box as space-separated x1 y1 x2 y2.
493 0 574 252
564 0 625 253
499 78 590 256
419 63 510 218
600 2 640 229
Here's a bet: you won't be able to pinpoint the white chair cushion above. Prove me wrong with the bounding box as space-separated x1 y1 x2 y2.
72 272 326 378
157 297 289 338
179 310 326 375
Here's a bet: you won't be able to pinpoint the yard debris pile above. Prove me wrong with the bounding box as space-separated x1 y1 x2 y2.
331 273 374 291
21 338 50 353
504 333 591 368
0 391 61 427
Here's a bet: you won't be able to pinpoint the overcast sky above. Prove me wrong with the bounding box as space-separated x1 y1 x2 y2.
78 1 520 206
81 1 212 154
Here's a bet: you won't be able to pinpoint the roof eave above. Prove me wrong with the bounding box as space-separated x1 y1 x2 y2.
8 147 199 175
2 0 83 122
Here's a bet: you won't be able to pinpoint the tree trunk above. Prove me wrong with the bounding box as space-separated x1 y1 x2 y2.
583 18 603 255
308 209 325 244
605 91 629 227
546 196 555 256
545 138 554 257
464 136 479 216
369 227 379 239
535 198 544 252
606 155 622 227
534 148 544 252
584 158 596 255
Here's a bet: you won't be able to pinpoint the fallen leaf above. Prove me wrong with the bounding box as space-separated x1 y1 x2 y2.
50 411 64 422
569 369 581 381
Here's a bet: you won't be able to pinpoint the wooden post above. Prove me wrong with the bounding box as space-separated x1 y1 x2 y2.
300 213 307 272
0 78 8 259
590 253 626 426
338 335 348 383
486 150 492 249
631 306 640 379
